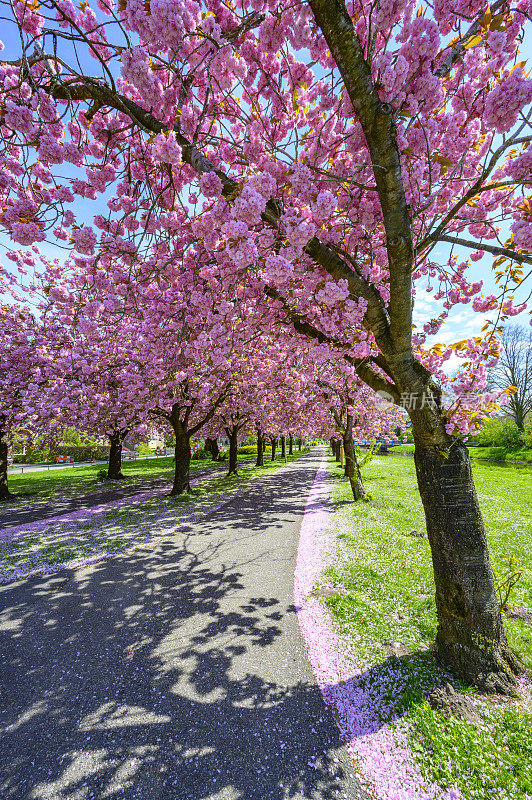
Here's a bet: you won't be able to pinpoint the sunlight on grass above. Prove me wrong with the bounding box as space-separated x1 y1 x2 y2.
325 454 532 800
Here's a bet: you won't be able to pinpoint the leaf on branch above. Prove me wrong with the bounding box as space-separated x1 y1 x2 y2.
489 13 506 32
463 34 483 49
433 154 454 174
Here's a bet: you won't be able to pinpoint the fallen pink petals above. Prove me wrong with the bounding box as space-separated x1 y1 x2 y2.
295 454 461 800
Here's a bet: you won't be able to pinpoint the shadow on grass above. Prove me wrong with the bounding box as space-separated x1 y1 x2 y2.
322 650 446 740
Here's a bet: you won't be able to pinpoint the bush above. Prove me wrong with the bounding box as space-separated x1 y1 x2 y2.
51 445 110 462
13 446 51 463
473 417 523 450
483 446 507 461
520 425 532 449
191 448 209 460
136 443 155 457
14 444 110 463
237 445 258 455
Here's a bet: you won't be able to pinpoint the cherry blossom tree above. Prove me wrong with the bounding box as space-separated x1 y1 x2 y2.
0 302 54 500
1 0 531 689
319 368 404 499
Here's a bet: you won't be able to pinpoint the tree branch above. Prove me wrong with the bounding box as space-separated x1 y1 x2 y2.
265 286 400 401
436 235 532 266
308 0 414 355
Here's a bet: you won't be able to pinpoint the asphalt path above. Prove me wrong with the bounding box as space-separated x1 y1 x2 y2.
0 448 365 800
0 459 255 530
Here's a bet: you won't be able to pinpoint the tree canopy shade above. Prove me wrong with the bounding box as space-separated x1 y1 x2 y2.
1 0 531 691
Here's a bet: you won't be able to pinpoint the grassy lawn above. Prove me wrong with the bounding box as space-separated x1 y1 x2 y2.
324 454 532 800
389 443 532 463
5 453 256 507
0 450 308 581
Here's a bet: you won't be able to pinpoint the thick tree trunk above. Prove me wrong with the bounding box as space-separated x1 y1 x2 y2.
334 439 341 462
280 435 286 459
256 428 265 467
107 431 126 480
205 437 220 460
270 437 277 461
288 434 293 455
171 431 191 495
344 414 365 500
412 416 520 693
0 420 13 502
227 428 238 475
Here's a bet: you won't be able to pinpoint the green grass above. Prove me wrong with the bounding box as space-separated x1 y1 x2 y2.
389 443 532 462
325 454 532 800
5 453 256 506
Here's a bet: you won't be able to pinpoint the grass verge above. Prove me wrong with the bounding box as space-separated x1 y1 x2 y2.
389 443 532 463
324 454 532 800
4 453 254 508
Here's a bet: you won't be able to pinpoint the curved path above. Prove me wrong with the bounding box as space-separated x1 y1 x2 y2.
0 449 366 800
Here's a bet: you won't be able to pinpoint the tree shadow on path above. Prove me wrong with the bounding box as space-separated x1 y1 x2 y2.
0 453 366 800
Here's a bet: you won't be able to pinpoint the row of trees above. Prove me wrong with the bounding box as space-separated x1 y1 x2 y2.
1 0 531 692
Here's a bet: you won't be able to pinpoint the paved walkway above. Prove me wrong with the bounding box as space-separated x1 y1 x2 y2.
0 449 365 800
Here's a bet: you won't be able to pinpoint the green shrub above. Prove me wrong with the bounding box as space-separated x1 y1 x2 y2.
520 425 532 449
237 445 258 455
136 443 155 457
486 446 507 461
191 448 209 460
13 446 51 463
473 417 522 450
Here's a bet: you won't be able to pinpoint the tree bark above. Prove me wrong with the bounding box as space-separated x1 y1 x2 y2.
227 427 238 475
270 437 277 461
0 417 13 502
280 435 286 459
205 437 220 461
298 438 302 451
288 434 293 455
343 414 366 501
334 439 341 462
171 430 191 495
412 413 520 693
256 428 264 467
107 431 126 480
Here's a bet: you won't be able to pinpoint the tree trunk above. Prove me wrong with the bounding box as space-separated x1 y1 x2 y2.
334 439 341 462
270 437 277 461
256 428 264 467
281 435 286 459
514 405 525 431
298 438 302 451
412 416 520 693
0 419 13 502
227 428 238 475
288 434 293 455
343 414 365 501
205 437 220 461
107 431 126 480
171 431 191 495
